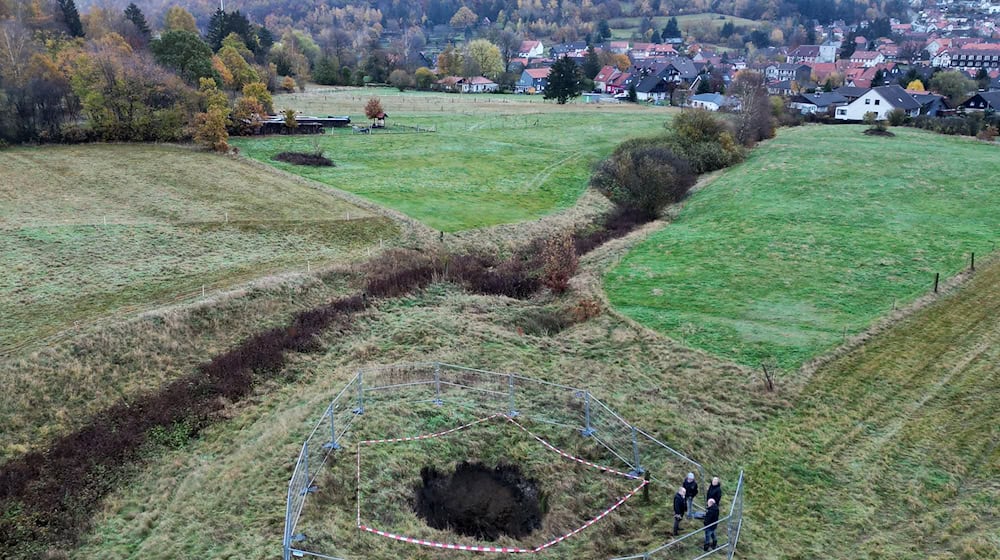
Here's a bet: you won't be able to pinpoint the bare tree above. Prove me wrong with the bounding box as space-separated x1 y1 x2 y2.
729 70 775 147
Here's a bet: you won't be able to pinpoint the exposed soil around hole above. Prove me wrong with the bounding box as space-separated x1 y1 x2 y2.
273 151 335 166
863 129 895 136
414 461 543 541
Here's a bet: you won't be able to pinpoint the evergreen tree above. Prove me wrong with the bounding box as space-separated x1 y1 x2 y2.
597 20 612 41
650 29 662 44
720 21 735 39
207 9 226 52
662 17 680 39
871 69 885 87
582 45 601 80
544 56 583 104
124 3 151 38
57 0 84 38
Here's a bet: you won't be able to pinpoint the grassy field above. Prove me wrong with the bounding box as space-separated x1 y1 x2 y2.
0 144 397 354
746 253 1000 559
608 13 762 39
605 126 1000 369
232 89 667 231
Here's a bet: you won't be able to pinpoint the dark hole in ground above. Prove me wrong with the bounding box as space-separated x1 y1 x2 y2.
414 461 544 541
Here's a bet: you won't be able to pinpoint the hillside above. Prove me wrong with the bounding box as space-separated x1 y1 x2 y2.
0 143 398 355
605 126 1000 369
746 254 1000 559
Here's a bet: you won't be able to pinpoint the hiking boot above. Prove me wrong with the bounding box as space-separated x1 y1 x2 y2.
712 540 718 549
704 543 710 552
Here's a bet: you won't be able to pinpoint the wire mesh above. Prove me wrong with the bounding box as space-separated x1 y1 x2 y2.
283 363 744 560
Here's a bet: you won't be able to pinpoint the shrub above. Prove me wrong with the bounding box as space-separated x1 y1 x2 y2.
887 108 908 126
274 151 334 166
977 126 998 142
663 110 746 173
590 141 696 218
539 232 578 294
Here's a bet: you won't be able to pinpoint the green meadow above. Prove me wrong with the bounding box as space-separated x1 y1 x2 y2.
605 126 1000 368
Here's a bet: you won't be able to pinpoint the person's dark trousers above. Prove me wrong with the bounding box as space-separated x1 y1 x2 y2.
673 515 682 535
686 496 695 518
704 527 717 550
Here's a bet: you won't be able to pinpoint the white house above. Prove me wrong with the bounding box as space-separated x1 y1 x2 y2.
931 50 952 68
690 93 725 111
457 76 498 93
849 51 886 67
518 40 544 58
834 85 922 121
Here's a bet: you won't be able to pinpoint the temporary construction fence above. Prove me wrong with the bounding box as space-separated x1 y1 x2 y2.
283 362 746 560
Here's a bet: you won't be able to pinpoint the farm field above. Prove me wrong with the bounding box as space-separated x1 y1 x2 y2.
607 13 762 39
605 125 1000 369
0 144 398 354
232 89 668 231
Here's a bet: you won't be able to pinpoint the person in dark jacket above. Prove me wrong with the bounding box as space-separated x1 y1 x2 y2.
706 476 722 507
683 472 698 518
672 487 687 535
703 498 720 551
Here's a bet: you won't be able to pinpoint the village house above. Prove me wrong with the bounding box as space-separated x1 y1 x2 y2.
960 91 1000 111
515 67 551 93
689 92 726 111
788 92 849 114
835 85 922 121
517 40 544 58
849 50 886 67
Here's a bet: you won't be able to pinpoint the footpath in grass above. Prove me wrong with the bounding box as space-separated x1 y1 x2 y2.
232 97 665 232
605 126 1000 368
0 144 397 353
744 256 1000 559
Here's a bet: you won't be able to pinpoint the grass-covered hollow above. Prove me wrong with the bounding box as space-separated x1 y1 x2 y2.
605 125 1000 369
0 143 396 354
232 94 667 231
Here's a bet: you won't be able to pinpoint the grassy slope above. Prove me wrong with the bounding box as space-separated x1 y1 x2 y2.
0 144 397 354
71 285 765 560
608 13 761 38
746 256 1000 560
605 126 1000 369
232 90 666 232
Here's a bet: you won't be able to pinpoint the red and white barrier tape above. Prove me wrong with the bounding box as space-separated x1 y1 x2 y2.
357 480 647 554
502 415 639 480
356 412 648 553
359 413 502 445
359 525 532 553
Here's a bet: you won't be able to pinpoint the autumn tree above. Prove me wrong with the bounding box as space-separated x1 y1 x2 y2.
730 70 775 146
364 96 383 124
231 95 264 135
282 108 297 129
544 56 583 104
388 69 413 91
449 6 477 29
436 44 462 76
540 232 578 294
906 79 925 92
217 43 259 90
414 66 435 89
465 39 502 79
194 77 229 151
242 81 272 114
164 6 198 33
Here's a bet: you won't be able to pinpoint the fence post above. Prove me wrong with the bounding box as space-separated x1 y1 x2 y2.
301 444 317 494
630 426 644 476
508 373 518 417
323 404 341 450
433 362 443 405
581 391 596 436
353 371 365 415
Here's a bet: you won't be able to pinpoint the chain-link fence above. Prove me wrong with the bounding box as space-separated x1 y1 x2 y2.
282 362 745 560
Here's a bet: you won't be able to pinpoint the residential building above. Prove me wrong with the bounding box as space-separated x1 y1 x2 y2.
835 85 922 120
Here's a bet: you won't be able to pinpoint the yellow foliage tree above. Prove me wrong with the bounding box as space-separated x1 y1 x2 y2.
907 79 925 92
194 107 229 152
164 6 198 33
242 82 273 113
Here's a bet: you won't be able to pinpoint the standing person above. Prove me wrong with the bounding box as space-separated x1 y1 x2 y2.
683 472 698 518
707 476 723 507
672 487 687 536
703 498 720 551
